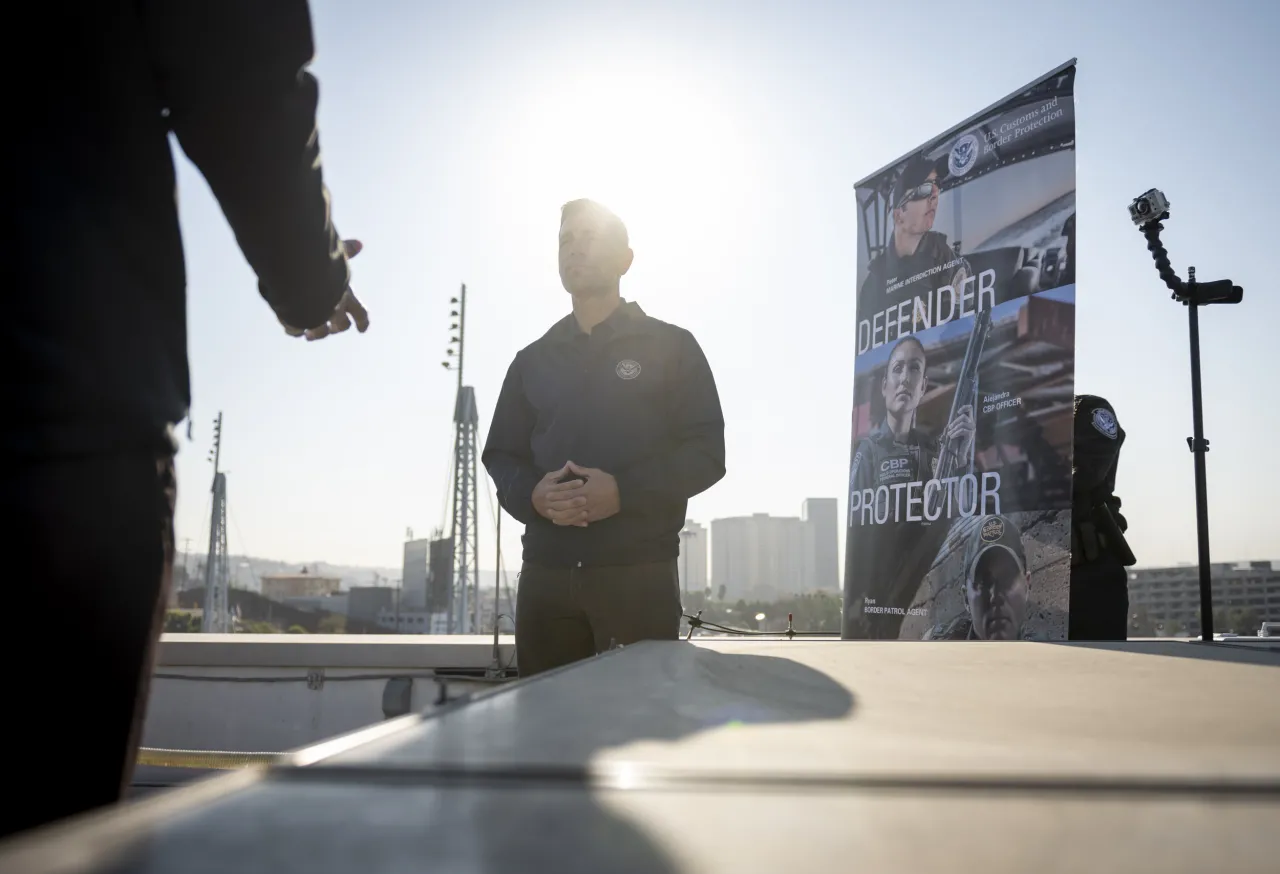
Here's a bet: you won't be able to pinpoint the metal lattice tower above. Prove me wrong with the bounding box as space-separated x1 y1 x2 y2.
443 284 480 634
451 388 480 634
201 412 232 633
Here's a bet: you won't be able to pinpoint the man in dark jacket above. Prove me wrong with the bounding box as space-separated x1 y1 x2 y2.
483 199 725 677
5 0 367 838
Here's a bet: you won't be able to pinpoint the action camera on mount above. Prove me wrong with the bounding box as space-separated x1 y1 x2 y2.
1127 188 1171 228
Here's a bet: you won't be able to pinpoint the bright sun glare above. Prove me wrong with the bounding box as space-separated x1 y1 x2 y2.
501 65 754 266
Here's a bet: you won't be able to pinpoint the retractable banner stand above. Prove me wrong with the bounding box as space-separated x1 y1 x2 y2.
842 61 1078 641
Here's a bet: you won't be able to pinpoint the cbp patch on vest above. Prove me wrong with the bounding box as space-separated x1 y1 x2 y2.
616 359 641 380
981 517 1005 542
1092 407 1118 440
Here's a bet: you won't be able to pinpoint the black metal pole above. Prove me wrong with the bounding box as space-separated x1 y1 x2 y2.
487 505 504 679
1139 208 1240 640
1185 268 1214 641
494 504 503 627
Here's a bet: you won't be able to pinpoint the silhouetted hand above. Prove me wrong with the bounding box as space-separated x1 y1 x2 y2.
281 239 370 341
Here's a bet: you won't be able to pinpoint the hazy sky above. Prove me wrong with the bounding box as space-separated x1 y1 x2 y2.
171 0 1278 578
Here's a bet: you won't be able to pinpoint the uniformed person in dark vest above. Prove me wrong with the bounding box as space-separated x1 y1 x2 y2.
923 514 1031 640
1068 394 1135 640
844 335 974 638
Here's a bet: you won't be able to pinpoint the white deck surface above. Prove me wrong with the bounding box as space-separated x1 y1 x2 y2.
2 638 1276 873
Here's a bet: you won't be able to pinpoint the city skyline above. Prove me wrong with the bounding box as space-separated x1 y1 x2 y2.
178 500 844 595
175 546 1279 591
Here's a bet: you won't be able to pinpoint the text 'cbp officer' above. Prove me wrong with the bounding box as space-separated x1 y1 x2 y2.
483 199 726 677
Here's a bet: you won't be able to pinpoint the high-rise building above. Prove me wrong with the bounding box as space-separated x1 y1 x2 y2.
401 539 430 610
711 499 840 601
679 520 709 597
711 513 807 602
803 498 839 591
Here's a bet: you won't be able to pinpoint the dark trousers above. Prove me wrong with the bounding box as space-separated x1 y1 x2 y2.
515 559 684 677
1069 551 1130 641
2 451 176 840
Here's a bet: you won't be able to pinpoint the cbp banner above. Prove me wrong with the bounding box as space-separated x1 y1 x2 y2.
842 60 1078 641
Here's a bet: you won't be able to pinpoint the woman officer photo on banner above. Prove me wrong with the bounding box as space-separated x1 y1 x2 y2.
844 334 975 639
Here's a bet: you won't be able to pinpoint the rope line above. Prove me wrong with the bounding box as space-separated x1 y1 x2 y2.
137 748 281 770
683 611 839 639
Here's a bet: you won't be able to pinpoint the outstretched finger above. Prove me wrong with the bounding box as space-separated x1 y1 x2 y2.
344 291 370 333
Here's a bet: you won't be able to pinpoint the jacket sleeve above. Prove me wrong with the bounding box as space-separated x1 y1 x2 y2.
142 0 350 330
613 331 725 513
481 356 544 527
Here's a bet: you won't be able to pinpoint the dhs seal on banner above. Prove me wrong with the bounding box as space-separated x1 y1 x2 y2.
616 359 641 380
949 133 980 178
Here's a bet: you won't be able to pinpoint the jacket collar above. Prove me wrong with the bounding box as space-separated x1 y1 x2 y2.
550 298 646 343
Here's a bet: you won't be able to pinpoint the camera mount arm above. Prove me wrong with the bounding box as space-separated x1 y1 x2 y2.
1139 214 1184 299
1138 212 1243 306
